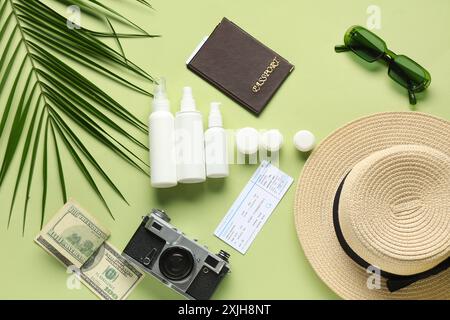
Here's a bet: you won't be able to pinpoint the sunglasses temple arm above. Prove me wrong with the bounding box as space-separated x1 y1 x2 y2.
335 45 350 53
408 90 417 105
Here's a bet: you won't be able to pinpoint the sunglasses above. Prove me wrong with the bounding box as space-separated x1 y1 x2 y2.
335 26 431 105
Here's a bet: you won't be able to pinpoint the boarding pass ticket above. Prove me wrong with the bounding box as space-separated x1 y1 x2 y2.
214 161 294 254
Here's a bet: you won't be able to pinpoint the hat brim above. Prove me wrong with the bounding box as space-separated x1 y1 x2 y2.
294 112 450 300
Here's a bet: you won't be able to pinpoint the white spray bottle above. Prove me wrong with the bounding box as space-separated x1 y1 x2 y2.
149 78 177 188
175 87 206 183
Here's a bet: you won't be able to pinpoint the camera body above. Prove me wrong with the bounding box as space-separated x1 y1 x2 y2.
123 209 230 300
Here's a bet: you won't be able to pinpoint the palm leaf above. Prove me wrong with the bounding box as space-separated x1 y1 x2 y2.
22 106 46 235
106 17 127 62
0 0 154 233
41 118 49 229
0 72 35 185
29 44 148 131
49 111 114 221
50 121 67 204
7 94 43 226
56 0 154 36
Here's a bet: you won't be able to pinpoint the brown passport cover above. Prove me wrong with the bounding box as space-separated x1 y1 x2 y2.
187 18 294 115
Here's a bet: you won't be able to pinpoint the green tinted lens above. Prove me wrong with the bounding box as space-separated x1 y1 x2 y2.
388 55 431 92
344 26 387 62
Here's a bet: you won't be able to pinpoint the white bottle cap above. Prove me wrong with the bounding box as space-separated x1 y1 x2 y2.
259 129 283 152
294 130 316 152
180 86 196 111
153 77 170 112
236 127 259 155
209 102 223 128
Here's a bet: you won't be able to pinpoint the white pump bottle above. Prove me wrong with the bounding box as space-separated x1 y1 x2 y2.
149 78 177 188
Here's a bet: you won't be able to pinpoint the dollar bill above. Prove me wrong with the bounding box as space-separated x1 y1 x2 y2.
36 237 143 300
35 199 144 300
36 199 110 269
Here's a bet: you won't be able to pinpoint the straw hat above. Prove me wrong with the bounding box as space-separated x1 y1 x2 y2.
294 112 450 300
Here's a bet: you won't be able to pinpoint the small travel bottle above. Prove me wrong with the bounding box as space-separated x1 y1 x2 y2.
175 87 206 183
205 102 229 178
149 78 177 188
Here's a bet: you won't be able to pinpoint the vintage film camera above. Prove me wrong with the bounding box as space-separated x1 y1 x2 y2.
123 209 230 300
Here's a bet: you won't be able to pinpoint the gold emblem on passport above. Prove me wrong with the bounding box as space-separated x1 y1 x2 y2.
252 57 281 93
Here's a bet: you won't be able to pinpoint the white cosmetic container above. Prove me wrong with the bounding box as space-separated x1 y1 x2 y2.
175 87 206 183
205 102 229 178
236 127 259 155
260 129 284 152
294 130 316 152
149 78 177 188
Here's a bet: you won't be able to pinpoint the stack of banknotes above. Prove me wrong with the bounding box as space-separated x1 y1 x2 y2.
35 199 143 300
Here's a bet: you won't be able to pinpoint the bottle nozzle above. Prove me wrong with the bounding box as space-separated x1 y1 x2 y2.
208 102 223 128
210 102 220 112
181 86 196 111
152 77 169 111
183 86 192 97
154 78 167 99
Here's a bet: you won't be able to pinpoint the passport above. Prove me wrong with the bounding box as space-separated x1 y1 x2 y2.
187 18 294 115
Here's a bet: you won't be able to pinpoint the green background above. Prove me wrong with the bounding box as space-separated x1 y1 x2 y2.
1 0 450 299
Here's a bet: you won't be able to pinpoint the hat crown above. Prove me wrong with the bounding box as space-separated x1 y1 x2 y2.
339 145 450 276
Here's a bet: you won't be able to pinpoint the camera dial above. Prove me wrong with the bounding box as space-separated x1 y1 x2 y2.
217 250 230 262
159 247 194 281
151 209 171 222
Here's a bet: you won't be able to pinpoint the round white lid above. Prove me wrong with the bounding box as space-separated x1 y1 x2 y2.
236 127 259 155
294 130 315 152
260 129 284 152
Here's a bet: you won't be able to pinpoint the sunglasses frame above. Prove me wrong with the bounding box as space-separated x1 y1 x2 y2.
335 26 431 105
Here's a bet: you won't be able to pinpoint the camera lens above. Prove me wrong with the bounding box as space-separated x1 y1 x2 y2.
159 247 194 281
